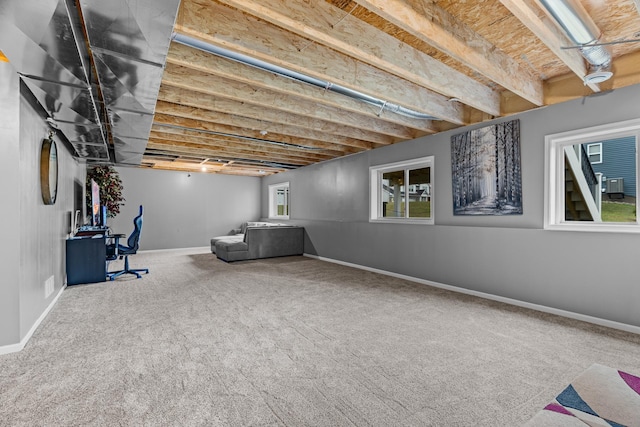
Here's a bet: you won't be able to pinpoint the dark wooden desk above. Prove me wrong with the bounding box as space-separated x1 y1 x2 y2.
66 236 106 285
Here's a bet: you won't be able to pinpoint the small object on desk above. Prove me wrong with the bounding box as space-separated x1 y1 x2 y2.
75 226 109 237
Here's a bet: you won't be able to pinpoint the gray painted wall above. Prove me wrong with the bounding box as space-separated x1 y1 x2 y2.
18 86 84 339
0 61 21 346
0 61 85 347
108 167 261 250
263 83 640 328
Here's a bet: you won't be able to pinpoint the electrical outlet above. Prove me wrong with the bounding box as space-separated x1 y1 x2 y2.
44 276 54 298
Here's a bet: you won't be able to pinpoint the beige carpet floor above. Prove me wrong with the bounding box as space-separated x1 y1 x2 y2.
1 248 640 426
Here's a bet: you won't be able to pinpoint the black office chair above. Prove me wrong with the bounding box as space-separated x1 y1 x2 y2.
106 205 149 280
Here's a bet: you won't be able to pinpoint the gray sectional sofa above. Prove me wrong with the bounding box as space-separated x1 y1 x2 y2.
211 222 304 262
210 221 279 254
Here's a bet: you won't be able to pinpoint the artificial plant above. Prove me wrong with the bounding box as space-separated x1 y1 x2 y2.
86 165 125 218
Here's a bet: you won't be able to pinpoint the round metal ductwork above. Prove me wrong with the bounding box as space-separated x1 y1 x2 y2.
538 0 612 83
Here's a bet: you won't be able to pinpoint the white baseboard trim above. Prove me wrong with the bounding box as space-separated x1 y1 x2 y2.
304 253 640 336
0 284 67 355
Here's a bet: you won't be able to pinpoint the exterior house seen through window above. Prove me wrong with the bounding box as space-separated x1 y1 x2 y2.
544 118 640 232
268 182 289 219
370 156 433 224
586 143 602 164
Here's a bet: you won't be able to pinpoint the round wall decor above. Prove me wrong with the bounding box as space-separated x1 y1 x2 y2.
40 137 58 205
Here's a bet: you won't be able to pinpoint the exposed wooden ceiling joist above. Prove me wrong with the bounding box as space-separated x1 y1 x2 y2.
498 0 598 92
149 127 336 163
216 0 500 117
141 157 283 176
166 43 439 133
131 0 640 176
162 63 422 139
147 135 325 166
352 0 544 106
154 101 374 151
174 0 466 124
158 85 397 145
153 113 362 156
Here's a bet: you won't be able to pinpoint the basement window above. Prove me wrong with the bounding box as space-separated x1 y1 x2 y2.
370 157 433 224
269 182 290 219
544 118 640 232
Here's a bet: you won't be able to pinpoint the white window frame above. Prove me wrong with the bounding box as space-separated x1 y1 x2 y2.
544 118 640 233
586 142 603 164
369 156 434 224
268 182 290 219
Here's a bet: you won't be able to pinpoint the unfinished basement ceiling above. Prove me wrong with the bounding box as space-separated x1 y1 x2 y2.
150 0 640 176
3 0 640 176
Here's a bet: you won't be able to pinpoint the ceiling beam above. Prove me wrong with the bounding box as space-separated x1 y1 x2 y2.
215 0 500 117
151 124 343 159
609 50 640 89
149 128 334 162
147 135 326 165
353 0 544 106
498 0 599 92
544 50 640 105
157 85 398 146
153 112 362 155
162 63 421 140
166 42 437 133
154 100 374 151
141 158 282 176
174 0 466 124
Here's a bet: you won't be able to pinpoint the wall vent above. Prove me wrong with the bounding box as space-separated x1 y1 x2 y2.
44 276 54 298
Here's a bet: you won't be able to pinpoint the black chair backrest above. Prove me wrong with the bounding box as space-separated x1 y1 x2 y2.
127 205 144 251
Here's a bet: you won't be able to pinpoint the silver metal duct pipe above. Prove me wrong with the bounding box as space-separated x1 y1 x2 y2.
172 33 438 120
538 0 612 73
0 0 181 165
0 0 111 161
81 0 182 165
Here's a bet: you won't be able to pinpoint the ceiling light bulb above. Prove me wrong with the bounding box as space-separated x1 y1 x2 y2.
201 166 207 172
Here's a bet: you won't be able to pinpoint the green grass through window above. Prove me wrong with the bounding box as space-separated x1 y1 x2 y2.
601 201 636 222
385 201 431 218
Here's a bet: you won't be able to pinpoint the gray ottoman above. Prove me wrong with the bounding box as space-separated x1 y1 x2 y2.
215 240 249 262
210 234 243 253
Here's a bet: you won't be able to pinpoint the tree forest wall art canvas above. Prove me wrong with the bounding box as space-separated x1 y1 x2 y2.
451 119 523 215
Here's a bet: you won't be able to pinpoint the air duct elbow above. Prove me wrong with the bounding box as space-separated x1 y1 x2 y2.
580 43 611 70
538 0 612 75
